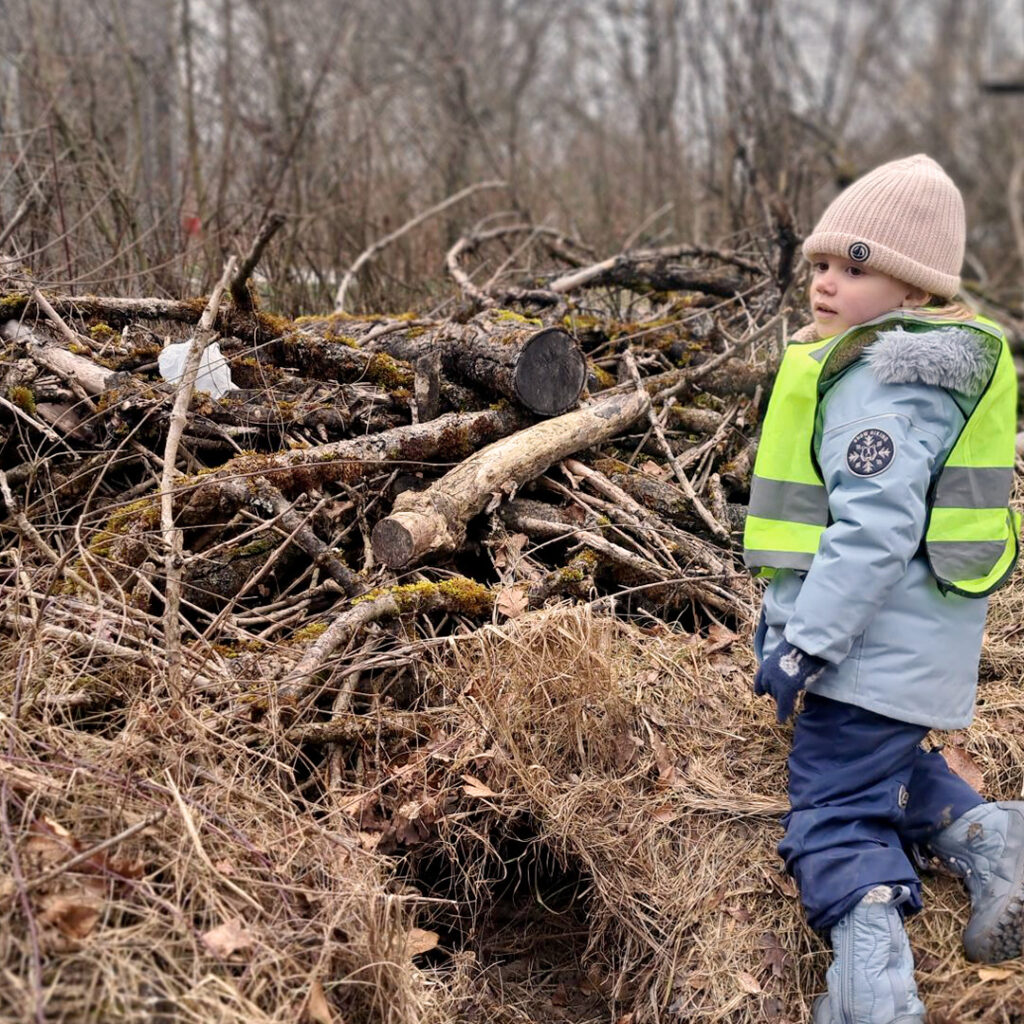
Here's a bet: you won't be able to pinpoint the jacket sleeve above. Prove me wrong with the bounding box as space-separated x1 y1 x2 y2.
783 363 964 663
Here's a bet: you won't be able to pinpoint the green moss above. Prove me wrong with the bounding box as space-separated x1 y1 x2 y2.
562 313 603 331
354 577 493 617
291 621 328 642
0 293 29 316
68 342 91 356
492 309 542 326
590 365 616 390
234 536 277 559
255 311 294 338
89 496 161 557
434 576 493 615
8 386 35 415
89 323 116 341
365 352 414 390
322 331 360 348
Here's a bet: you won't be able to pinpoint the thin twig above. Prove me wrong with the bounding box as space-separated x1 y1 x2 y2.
622 350 730 543
335 180 506 312
230 213 286 310
161 256 236 699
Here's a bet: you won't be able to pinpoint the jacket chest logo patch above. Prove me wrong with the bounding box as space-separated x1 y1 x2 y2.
847 428 895 476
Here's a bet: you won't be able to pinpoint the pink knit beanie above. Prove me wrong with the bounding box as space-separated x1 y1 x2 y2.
802 154 965 299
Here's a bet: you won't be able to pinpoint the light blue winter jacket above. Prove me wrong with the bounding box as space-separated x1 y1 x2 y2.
754 324 1001 730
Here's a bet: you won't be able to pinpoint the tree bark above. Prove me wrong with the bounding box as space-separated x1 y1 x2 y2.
371 387 650 569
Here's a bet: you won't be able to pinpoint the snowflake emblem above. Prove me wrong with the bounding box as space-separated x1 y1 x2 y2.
846 428 895 477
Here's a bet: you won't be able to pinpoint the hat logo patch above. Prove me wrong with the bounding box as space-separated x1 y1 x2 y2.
847 428 894 477
848 241 871 262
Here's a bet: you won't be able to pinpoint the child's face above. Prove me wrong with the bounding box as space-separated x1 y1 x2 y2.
809 254 925 337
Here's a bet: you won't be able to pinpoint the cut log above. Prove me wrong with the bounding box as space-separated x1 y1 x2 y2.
371 387 650 569
365 312 587 417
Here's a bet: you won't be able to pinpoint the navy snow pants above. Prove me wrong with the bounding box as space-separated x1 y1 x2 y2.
779 693 983 933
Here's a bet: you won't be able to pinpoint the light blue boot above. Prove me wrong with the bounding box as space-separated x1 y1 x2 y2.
929 800 1024 963
810 885 925 1024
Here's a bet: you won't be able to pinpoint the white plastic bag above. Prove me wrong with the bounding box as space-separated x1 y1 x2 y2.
158 340 234 399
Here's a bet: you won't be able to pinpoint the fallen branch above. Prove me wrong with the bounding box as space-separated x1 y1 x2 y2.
371 387 650 569
276 577 494 703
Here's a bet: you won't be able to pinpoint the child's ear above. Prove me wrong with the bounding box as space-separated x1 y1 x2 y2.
901 285 931 307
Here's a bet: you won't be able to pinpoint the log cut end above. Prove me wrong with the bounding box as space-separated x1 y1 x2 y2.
515 328 586 417
372 507 455 569
371 518 418 568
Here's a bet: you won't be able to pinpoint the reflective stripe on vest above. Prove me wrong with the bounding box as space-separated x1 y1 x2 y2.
743 310 1020 597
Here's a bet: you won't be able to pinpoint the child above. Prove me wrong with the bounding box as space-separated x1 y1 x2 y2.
744 154 1023 1023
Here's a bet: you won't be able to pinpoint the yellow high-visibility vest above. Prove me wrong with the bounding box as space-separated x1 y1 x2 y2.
743 310 1019 597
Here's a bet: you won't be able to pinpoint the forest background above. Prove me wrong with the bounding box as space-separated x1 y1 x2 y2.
2 0 1024 316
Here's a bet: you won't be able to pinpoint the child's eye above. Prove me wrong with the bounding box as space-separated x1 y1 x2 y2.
846 266 864 277
813 262 829 273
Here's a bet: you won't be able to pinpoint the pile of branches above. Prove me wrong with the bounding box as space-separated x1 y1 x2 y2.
0 230 803 1022
0 233 782 700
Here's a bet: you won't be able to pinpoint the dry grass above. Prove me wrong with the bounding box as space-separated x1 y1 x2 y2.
3 548 1024 1022
0 606 453 1022
412 586 1024 1023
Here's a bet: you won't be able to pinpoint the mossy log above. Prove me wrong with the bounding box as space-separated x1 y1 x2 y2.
276 577 494 704
365 312 587 417
271 330 415 392
0 293 294 346
2 320 128 396
371 388 650 569
548 254 745 298
598 357 769 407
598 258 744 298
90 405 527 580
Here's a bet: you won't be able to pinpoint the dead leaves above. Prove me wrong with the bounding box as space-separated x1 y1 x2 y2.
5 813 151 951
495 585 529 619
976 965 1015 982
640 460 669 479
201 917 256 959
941 741 985 794
403 926 439 958
734 970 762 995
24 815 138 879
39 895 102 940
304 979 337 1024
461 773 500 798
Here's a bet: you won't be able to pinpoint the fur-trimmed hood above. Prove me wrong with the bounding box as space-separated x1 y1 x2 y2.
865 325 998 397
